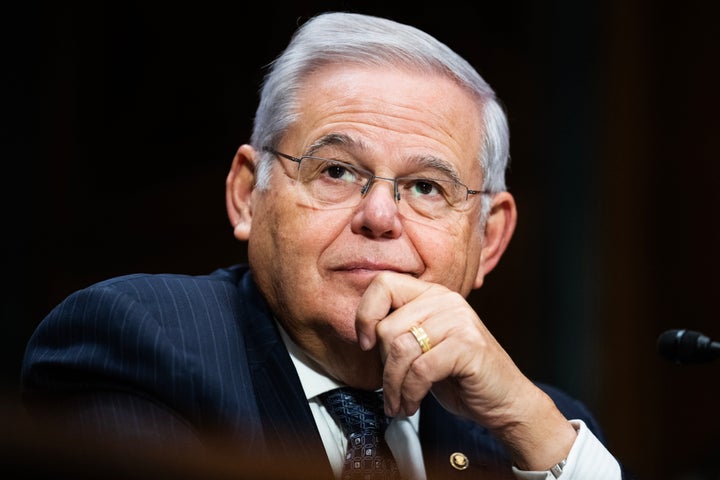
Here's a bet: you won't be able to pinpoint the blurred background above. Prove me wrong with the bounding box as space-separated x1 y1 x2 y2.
3 1 719 479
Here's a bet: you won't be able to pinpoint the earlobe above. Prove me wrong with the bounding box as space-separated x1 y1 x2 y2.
225 144 257 241
473 192 517 289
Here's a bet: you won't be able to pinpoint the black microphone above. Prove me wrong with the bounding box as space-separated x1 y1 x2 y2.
657 329 720 364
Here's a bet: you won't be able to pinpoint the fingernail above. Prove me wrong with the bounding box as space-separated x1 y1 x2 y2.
358 333 371 351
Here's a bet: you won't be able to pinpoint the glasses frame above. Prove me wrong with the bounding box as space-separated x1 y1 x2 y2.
262 146 486 210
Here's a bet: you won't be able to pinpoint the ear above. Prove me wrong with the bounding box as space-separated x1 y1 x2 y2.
473 191 517 289
225 144 257 241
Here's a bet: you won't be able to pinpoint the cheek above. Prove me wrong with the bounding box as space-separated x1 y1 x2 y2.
248 196 361 335
249 190 346 281
250 193 310 263
407 219 481 289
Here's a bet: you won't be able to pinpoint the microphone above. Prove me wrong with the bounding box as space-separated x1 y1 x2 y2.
657 329 720 364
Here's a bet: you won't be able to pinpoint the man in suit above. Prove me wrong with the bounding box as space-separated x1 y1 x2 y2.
22 12 628 479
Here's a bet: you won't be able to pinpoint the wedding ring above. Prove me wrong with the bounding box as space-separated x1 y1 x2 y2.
410 325 432 353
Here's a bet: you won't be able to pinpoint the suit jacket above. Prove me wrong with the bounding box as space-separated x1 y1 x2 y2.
21 265 618 479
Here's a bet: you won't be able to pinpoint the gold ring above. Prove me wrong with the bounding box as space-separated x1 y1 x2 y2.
410 325 432 353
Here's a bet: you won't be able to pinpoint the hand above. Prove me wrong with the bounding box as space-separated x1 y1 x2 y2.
355 271 577 471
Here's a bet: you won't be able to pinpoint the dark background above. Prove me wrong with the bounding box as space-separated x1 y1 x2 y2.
3 1 719 479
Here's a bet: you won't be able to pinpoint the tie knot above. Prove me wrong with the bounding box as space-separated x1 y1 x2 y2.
319 387 401 479
320 387 389 436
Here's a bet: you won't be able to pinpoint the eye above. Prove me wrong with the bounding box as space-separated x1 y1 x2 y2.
324 163 353 180
406 179 443 197
318 160 360 184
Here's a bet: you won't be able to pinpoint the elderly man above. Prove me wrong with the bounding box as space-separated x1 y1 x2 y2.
23 12 628 480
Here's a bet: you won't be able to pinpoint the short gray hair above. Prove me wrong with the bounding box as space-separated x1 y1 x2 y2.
250 12 510 216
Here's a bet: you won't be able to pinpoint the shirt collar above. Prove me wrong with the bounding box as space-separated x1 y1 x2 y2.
275 319 420 434
277 320 345 400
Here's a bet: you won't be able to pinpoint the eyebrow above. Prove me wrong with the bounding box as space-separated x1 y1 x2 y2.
305 133 463 183
306 133 361 156
408 154 462 183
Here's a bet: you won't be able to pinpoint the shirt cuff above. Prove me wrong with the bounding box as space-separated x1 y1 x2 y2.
512 419 622 480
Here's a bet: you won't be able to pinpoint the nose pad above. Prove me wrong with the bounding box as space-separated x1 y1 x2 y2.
352 176 404 239
361 176 400 202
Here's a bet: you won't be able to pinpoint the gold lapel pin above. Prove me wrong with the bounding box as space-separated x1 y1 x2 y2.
449 452 469 470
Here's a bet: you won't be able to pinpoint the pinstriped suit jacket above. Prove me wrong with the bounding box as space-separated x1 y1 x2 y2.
21 264 613 479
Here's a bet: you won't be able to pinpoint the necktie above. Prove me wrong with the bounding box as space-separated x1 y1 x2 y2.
320 387 401 480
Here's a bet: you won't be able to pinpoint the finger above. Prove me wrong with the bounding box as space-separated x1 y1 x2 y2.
371 286 465 413
384 318 450 415
355 271 433 350
381 328 426 414
374 299 442 413
386 305 492 416
398 349 436 416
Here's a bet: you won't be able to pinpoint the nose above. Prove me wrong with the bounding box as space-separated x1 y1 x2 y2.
350 177 403 239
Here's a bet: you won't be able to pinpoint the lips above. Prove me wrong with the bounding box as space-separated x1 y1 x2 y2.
328 261 421 290
336 259 418 274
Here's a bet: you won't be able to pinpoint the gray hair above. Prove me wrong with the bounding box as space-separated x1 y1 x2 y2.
250 12 510 217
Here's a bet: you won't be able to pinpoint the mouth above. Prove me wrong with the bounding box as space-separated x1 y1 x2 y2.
329 262 420 289
336 260 418 275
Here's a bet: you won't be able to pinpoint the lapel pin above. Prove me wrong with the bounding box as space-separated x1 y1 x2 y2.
449 452 469 470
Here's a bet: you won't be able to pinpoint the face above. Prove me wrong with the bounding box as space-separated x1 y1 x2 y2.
246 65 488 365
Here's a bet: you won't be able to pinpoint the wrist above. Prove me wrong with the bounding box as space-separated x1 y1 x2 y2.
502 391 578 471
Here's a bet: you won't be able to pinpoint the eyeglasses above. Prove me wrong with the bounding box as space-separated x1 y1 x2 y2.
263 147 486 220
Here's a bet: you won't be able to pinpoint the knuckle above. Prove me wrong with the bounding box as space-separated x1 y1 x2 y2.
408 356 432 379
389 333 415 358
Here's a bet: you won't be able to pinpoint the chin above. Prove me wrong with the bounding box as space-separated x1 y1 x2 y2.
328 315 362 346
317 294 363 335
332 352 385 391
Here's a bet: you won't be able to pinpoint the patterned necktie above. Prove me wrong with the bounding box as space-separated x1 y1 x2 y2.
320 387 401 480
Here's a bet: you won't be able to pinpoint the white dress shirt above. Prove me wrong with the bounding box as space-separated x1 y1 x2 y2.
278 324 621 479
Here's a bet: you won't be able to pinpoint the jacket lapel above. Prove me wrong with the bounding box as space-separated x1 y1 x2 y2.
241 271 335 479
419 395 515 480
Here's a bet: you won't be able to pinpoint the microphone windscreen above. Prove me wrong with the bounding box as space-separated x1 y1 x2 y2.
657 329 719 364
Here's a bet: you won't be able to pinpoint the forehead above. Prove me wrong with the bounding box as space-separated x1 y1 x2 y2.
284 64 485 178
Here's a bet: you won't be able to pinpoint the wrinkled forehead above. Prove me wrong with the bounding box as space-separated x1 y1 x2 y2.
287 63 485 179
